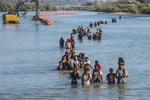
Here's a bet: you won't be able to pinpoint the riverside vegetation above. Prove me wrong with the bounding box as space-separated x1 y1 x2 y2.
0 0 150 14
59 0 150 14
0 0 57 12
61 3 150 14
93 3 150 14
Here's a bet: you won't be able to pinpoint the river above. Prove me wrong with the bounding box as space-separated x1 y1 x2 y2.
0 11 150 100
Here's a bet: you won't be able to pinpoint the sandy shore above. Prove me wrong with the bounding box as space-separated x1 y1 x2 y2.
98 12 132 14
107 12 132 14
111 12 132 15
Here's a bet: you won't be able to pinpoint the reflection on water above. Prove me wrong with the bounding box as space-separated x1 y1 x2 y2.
2 24 20 33
0 12 150 99
3 24 20 27
117 84 127 100
71 84 79 89
35 23 39 33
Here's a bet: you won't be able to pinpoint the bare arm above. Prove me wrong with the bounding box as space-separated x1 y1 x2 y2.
116 70 120 78
124 69 128 78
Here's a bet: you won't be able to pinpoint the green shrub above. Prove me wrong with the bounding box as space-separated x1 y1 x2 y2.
140 7 150 14
95 3 150 14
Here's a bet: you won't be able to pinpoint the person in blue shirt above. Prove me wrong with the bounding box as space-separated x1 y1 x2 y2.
59 37 65 48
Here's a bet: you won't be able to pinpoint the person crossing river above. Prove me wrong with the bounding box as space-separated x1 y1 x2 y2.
56 17 128 86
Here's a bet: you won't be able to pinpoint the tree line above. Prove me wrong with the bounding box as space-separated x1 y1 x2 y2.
93 3 150 14
0 0 57 12
118 0 150 4
82 0 150 14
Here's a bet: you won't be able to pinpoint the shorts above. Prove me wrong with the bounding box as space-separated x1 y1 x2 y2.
99 71 103 75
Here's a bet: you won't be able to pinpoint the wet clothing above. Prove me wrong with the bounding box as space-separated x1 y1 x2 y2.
84 61 91 65
97 63 102 71
59 38 65 48
71 80 78 84
106 73 116 83
65 59 76 70
78 33 82 39
70 72 80 84
70 72 80 80
97 21 100 26
92 69 101 82
87 33 92 39
74 60 79 66
72 29 77 34
84 61 91 70
62 61 67 70
82 74 92 85
71 39 76 48
89 23 93 28
116 69 128 84
56 65 63 70
65 42 71 49
93 34 98 39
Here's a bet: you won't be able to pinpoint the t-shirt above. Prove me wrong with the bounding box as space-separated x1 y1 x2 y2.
65 59 75 70
59 38 64 44
116 69 128 84
83 74 92 85
74 60 79 65
92 69 100 82
97 64 102 71
66 42 71 49
70 72 80 80
117 69 128 78
84 61 91 65
107 73 116 83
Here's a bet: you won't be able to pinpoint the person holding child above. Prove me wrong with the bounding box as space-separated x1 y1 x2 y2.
116 57 128 84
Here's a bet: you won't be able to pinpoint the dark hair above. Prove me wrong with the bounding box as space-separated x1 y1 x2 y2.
61 55 66 60
85 57 89 59
95 60 99 64
66 55 70 61
82 53 85 56
109 68 113 72
118 64 124 70
59 61 62 64
86 63 90 66
85 69 89 73
118 57 124 65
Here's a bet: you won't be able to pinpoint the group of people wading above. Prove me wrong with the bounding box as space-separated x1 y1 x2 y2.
72 20 105 41
57 16 128 85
